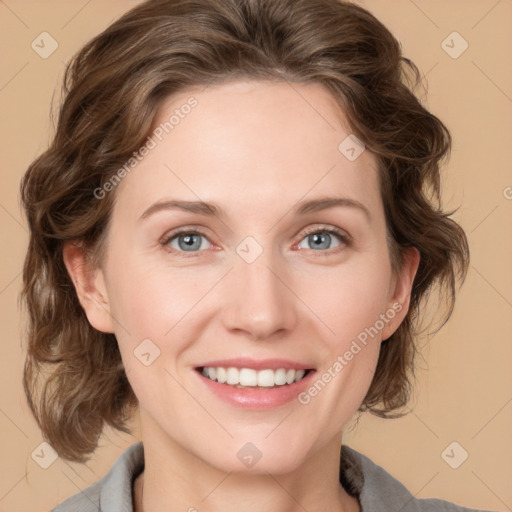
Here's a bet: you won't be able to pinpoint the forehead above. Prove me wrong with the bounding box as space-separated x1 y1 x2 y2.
114 79 381 222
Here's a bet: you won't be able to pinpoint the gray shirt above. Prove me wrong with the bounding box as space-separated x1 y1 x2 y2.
51 442 494 511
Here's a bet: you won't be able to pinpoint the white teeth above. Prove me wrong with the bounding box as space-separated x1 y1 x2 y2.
274 368 287 385
226 367 239 385
294 369 306 382
216 367 227 384
240 368 258 386
200 367 309 387
257 369 274 387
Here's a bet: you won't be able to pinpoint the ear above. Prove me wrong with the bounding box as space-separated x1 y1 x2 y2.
381 247 420 341
62 241 115 333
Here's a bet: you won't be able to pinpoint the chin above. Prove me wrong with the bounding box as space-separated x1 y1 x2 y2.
194 435 314 476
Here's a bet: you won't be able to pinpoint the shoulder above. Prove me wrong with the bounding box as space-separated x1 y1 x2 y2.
50 442 144 512
341 445 496 512
50 480 102 512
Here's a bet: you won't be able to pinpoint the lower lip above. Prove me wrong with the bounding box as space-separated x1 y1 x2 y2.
195 369 316 409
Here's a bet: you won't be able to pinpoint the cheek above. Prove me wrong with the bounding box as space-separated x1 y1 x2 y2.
302 256 393 345
106 261 196 406
107 254 212 338
105 255 226 397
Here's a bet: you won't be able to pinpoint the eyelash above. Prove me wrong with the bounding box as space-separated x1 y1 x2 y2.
160 225 351 259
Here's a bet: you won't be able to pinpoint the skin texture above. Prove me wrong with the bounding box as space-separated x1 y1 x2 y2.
64 80 419 512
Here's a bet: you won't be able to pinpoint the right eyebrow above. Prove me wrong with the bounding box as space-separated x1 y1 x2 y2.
138 199 225 222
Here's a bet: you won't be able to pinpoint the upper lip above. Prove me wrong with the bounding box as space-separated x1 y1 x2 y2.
195 358 314 371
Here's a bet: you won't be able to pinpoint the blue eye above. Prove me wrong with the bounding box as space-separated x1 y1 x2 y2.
296 229 347 252
165 231 211 252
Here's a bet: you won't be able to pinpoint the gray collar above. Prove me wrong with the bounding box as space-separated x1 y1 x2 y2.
53 441 488 512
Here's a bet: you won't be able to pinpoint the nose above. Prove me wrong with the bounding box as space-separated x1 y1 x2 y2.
220 250 298 341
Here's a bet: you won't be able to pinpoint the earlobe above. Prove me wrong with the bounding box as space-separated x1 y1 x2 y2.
381 247 420 341
62 241 115 333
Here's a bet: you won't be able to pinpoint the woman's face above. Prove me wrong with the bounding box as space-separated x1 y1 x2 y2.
74 79 418 473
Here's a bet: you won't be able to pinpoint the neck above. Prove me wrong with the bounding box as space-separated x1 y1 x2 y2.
133 414 360 512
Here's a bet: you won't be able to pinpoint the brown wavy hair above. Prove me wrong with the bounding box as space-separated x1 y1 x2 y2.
19 0 469 463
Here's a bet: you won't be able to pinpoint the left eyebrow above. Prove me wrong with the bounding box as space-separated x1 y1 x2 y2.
293 196 371 222
138 196 371 223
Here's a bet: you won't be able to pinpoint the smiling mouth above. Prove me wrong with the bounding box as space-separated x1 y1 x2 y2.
196 366 313 388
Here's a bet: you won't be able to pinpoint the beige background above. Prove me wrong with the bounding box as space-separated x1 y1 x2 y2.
1 0 511 510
